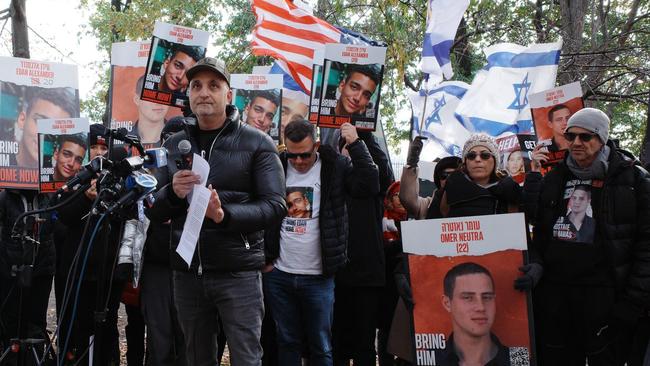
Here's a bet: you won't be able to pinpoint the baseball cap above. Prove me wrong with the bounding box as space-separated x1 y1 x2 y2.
185 57 230 86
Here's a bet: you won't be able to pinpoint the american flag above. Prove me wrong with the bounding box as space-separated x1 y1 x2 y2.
250 0 341 93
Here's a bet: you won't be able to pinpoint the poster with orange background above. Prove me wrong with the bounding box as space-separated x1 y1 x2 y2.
402 213 534 366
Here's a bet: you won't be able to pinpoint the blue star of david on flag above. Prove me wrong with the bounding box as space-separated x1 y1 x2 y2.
425 95 447 128
508 73 531 112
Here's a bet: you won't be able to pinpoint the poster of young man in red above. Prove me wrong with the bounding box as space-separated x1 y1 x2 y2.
402 213 534 366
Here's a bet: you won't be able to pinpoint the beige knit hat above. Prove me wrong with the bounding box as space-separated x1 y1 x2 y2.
462 133 500 167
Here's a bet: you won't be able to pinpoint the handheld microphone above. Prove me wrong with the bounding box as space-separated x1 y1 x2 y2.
176 140 193 170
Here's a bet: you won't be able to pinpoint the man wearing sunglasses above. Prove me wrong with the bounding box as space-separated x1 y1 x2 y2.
264 119 379 366
517 107 650 365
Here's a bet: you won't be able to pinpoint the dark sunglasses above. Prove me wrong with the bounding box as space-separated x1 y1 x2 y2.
465 151 493 161
286 151 314 160
564 132 598 142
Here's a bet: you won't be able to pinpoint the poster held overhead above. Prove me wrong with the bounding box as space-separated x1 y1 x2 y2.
141 22 209 109
230 74 283 143
38 117 89 192
529 82 584 175
317 43 386 131
110 41 183 149
0 56 80 189
402 213 534 366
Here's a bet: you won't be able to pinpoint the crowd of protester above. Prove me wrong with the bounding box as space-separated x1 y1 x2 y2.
0 56 649 366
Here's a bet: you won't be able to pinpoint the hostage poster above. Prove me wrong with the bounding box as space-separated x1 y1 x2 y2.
529 82 584 175
308 48 325 125
38 118 89 192
0 56 79 189
141 22 209 108
401 213 534 366
317 43 386 131
231 74 283 143
496 135 531 185
109 41 182 149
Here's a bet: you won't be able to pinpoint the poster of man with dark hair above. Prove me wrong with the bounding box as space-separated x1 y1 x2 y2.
402 213 533 366
109 41 182 149
231 74 283 143
38 118 88 192
317 43 386 131
0 56 79 189
528 82 584 175
141 22 209 108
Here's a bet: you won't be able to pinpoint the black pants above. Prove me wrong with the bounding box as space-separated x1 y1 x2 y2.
54 276 123 366
140 263 185 366
125 303 145 366
0 274 53 366
535 281 630 365
332 286 381 366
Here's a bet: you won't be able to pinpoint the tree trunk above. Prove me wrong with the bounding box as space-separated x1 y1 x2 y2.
639 93 650 166
10 0 29 58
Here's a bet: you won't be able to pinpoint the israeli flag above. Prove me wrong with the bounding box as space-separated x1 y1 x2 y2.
455 40 562 136
409 81 470 158
421 0 469 86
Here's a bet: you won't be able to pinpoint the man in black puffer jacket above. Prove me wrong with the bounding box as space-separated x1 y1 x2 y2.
264 119 379 366
517 108 650 365
0 189 55 363
146 57 286 366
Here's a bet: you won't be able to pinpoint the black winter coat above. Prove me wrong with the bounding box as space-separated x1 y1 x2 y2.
336 133 393 287
0 189 55 278
147 106 287 273
532 142 650 322
438 171 521 218
265 140 380 277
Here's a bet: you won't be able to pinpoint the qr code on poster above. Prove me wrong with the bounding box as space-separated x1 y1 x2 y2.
509 347 530 366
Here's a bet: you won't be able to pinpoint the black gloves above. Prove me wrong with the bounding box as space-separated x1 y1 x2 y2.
115 263 134 282
514 263 543 291
394 272 414 310
406 136 426 168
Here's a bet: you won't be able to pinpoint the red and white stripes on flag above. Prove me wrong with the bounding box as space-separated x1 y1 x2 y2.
251 0 341 93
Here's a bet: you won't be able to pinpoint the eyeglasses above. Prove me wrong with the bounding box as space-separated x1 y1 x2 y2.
465 151 493 161
286 151 314 160
564 132 598 143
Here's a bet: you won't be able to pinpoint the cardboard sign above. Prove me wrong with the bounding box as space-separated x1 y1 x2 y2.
402 213 533 366
38 118 89 192
316 44 386 131
231 74 283 143
0 56 79 189
141 22 209 108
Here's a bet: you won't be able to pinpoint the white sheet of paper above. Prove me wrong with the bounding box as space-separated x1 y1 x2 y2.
176 184 211 267
187 153 210 203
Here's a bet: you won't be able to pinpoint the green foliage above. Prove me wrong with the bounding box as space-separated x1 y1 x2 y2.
79 0 649 156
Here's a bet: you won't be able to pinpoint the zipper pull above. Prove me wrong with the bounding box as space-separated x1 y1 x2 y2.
198 264 203 276
241 234 250 250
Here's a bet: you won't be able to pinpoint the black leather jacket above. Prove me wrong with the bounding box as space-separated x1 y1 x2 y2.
265 141 380 277
146 106 287 273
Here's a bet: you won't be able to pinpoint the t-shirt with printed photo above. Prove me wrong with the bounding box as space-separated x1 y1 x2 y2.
552 181 596 244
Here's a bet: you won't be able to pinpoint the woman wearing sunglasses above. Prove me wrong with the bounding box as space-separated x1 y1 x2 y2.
437 133 521 218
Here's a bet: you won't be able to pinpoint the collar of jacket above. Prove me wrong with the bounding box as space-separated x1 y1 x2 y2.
559 140 636 180
185 104 240 141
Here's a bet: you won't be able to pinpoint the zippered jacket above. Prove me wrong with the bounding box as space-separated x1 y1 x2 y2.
146 106 287 273
0 189 55 278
